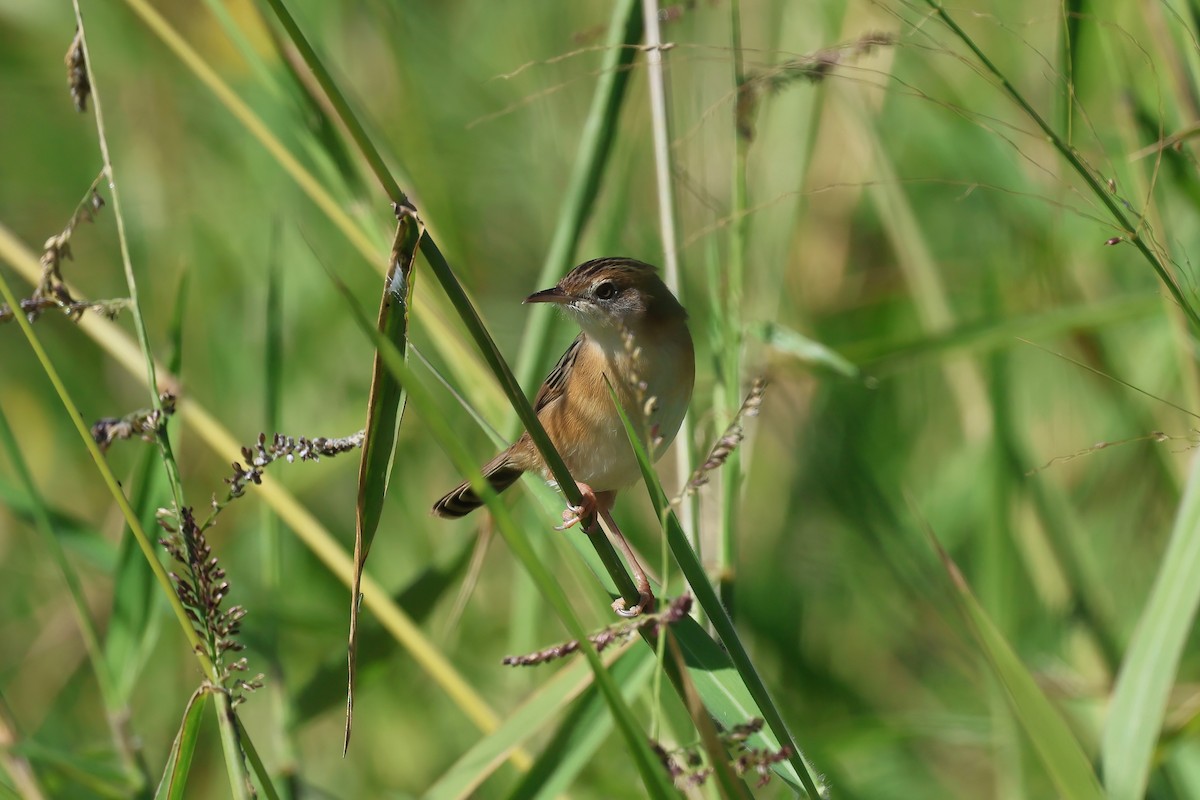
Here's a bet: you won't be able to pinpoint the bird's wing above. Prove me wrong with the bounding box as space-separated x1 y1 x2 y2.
533 333 585 413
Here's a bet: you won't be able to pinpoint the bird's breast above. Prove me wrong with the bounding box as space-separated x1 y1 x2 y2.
542 326 694 492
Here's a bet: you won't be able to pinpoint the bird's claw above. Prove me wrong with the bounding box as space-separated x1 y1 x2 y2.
555 504 585 531
611 590 655 618
554 486 597 531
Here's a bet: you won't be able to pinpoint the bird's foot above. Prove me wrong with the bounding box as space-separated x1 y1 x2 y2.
555 482 597 531
611 589 655 618
611 571 655 618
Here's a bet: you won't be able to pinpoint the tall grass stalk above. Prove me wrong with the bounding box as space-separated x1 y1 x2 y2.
640 0 700 574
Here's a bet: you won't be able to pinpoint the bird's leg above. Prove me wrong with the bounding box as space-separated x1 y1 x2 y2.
555 481 598 531
594 492 654 617
556 486 654 616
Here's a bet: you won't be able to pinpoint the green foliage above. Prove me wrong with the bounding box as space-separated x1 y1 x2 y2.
6 1 1200 797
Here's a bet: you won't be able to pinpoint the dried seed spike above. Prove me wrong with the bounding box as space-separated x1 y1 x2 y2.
65 28 90 112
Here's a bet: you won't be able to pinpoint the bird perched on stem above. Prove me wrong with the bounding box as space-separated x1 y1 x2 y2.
432 257 694 616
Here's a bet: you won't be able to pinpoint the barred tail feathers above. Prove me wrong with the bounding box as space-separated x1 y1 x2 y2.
432 452 524 518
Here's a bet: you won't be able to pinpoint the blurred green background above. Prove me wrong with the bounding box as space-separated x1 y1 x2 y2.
4 0 1200 797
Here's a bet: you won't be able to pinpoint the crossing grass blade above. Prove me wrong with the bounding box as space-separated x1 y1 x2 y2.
425 645 641 800
154 690 208 800
753 321 860 379
925 527 1105 800
238 718 282 800
505 647 656 800
1103 456 1200 800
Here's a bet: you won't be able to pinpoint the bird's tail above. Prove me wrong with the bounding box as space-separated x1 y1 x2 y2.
432 452 524 518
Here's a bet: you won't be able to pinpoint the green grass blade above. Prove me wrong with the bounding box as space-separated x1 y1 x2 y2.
0 481 115 570
237 718 282 800
926 530 1104 799
262 233 284 584
104 448 166 708
0 402 112 707
154 690 208 800
258 0 404 207
426 646 644 800
506 647 655 800
346 213 421 753
1103 456 1200 800
604 381 823 796
753 321 860 379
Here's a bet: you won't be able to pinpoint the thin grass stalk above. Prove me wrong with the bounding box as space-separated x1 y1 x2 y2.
640 0 683 292
720 0 751 614
237 717 283 800
922 0 1200 333
1091 30 1200 452
640 0 699 572
661 629 753 798
70 0 184 513
263 234 284 590
211 692 253 800
258 0 402 206
199 0 286 101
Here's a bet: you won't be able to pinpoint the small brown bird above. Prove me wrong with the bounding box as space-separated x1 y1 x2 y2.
432 257 695 616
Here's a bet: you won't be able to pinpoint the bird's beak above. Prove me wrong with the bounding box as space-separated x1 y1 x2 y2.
523 286 570 305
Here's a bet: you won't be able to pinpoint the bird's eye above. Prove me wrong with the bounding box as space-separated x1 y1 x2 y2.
594 281 617 300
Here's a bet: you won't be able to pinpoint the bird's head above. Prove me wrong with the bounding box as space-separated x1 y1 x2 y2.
523 257 686 337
